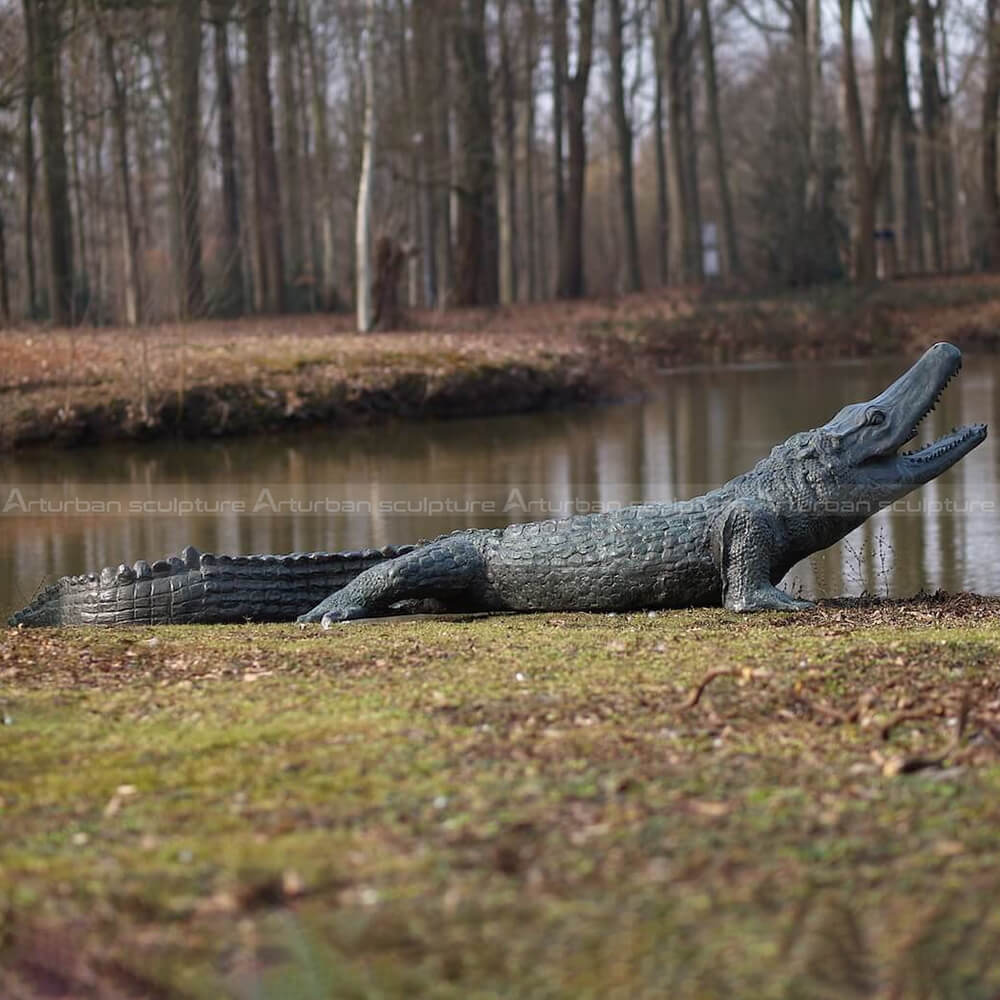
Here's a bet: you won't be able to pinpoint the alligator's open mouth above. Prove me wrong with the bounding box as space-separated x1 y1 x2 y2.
870 348 987 475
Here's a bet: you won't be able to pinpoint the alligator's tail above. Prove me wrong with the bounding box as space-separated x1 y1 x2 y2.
8 544 416 627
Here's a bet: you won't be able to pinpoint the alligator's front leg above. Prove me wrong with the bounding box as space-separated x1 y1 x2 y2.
297 536 492 626
711 499 814 613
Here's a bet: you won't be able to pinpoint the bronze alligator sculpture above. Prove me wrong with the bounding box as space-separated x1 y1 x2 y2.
9 343 986 627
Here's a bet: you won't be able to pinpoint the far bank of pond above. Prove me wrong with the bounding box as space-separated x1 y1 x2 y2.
5 275 1000 450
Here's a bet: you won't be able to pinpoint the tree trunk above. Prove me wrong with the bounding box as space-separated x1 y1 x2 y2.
103 32 143 325
396 0 421 306
936 0 962 268
552 0 567 282
435 10 453 306
556 0 595 299
660 0 698 283
698 0 739 276
212 2 244 314
652 1 669 286
89 96 109 321
802 0 820 214
452 0 498 306
33 0 75 325
67 64 87 317
916 0 943 271
839 0 897 283
302 0 337 309
608 0 641 292
411 0 438 306
246 0 286 313
0 208 10 323
408 4 440 306
841 0 873 280
277 0 304 294
893 0 924 273
984 0 1000 268
356 0 375 331
521 0 538 300
681 34 703 281
498 1 518 304
170 0 205 318
294 18 318 309
21 0 38 319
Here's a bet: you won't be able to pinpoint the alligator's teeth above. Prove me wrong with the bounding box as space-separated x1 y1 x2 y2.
134 560 152 579
182 545 201 568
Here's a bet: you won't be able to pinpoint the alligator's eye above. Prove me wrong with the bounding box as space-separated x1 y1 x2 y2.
866 410 886 426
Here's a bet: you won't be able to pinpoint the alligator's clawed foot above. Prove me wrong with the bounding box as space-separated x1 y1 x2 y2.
727 586 815 613
321 607 368 627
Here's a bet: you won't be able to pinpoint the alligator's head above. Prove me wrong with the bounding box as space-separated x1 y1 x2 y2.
811 342 986 507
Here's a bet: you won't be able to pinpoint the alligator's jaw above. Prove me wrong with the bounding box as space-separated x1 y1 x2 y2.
861 343 986 484
893 422 988 483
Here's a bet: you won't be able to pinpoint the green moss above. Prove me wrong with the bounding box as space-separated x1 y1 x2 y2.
3 598 1000 996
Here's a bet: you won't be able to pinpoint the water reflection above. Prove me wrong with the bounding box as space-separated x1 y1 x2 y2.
3 357 999 618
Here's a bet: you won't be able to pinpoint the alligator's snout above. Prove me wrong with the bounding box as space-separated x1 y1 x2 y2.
840 342 987 484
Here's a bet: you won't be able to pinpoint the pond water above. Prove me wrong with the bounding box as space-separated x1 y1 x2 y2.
3 356 999 620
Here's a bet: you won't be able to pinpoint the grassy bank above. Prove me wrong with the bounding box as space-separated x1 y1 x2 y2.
5 275 1000 451
3 595 1000 997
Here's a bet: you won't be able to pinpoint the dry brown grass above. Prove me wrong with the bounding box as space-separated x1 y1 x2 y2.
4 275 1000 450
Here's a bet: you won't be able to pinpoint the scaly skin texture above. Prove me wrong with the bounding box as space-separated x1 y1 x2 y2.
8 546 415 626
8 344 987 628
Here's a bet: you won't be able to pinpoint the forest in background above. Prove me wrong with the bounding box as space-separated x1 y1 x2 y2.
1 0 999 330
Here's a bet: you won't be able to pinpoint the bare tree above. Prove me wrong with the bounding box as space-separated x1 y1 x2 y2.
608 0 642 291
0 206 10 323
396 0 420 307
410 0 439 306
30 0 75 323
356 0 375 331
698 0 740 276
169 0 205 317
452 0 498 306
21 0 38 318
650 0 669 285
302 0 338 309
556 0 595 299
659 0 701 282
102 26 143 324
246 0 285 313
916 0 944 270
839 0 898 282
984 0 1000 268
498 0 519 304
212 0 244 313
277 0 304 296
520 0 540 300
552 0 567 275
892 0 924 273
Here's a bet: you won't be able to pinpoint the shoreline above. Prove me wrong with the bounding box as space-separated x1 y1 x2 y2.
5 275 1000 451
